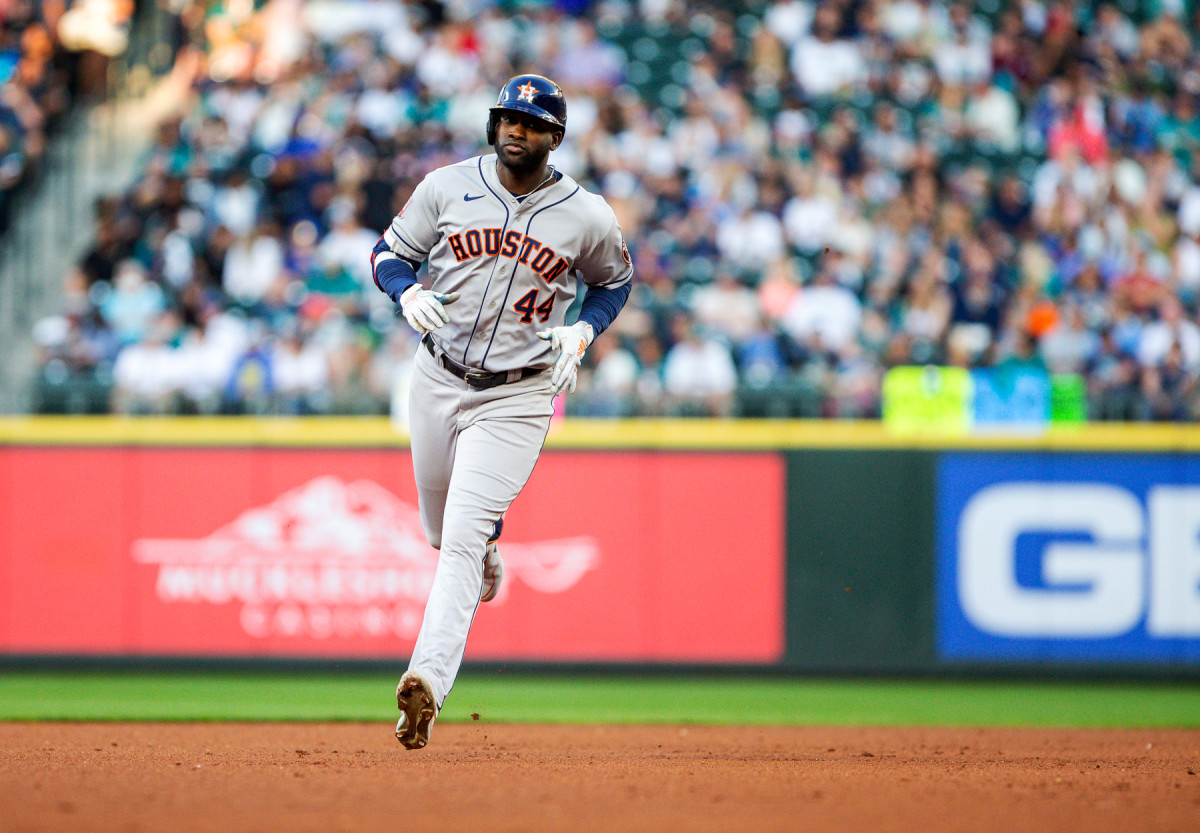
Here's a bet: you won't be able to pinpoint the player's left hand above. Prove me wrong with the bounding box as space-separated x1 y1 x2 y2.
537 321 594 396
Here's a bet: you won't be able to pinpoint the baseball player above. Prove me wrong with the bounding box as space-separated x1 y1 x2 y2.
370 74 633 749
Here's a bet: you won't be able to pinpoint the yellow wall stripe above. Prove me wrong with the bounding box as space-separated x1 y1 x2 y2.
1 416 1198 451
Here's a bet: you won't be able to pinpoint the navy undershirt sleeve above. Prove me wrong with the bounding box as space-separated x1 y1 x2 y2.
371 237 420 304
577 281 632 338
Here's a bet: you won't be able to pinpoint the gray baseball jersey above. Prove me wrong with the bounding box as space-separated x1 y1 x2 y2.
377 154 633 371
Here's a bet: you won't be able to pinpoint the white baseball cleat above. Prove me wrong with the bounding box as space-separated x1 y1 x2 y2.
480 540 504 602
395 670 438 750
480 517 504 603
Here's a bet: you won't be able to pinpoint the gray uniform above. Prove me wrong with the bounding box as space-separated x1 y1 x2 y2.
380 153 632 707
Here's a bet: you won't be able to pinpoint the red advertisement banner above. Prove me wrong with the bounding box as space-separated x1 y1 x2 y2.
0 446 784 663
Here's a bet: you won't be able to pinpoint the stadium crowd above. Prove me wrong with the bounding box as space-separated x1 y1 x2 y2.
0 0 132 232
29 0 1200 420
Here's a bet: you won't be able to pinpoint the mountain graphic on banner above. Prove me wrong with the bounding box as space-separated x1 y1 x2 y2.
131 476 600 637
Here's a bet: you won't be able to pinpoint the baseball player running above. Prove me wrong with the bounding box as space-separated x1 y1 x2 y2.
370 74 633 749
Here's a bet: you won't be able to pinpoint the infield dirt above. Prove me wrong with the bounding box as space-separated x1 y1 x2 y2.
1 722 1197 832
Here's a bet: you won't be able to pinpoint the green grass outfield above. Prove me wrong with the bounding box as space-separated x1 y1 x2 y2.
1 671 1198 727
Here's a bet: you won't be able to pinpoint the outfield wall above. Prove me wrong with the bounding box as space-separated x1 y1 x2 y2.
1 418 1198 675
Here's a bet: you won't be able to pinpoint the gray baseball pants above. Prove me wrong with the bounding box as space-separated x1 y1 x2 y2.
406 340 555 707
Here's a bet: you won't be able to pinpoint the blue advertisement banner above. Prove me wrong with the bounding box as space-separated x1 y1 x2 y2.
970 368 1049 428
936 453 1200 664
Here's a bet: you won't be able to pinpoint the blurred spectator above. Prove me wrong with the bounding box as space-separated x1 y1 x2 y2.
57 0 131 99
1138 296 1200 371
1040 301 1100 374
780 258 862 355
579 334 640 417
965 77 1020 153
690 269 761 345
222 219 285 307
552 20 623 91
99 260 165 346
932 3 991 86
789 5 866 98
715 202 785 275
111 311 181 414
662 312 738 417
272 323 330 414
782 167 837 255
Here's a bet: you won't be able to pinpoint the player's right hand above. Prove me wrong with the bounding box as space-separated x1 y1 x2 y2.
400 284 460 334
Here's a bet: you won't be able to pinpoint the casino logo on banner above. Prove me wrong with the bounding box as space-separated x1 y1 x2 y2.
132 476 599 640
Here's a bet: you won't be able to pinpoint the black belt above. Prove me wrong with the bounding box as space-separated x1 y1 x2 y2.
423 336 544 390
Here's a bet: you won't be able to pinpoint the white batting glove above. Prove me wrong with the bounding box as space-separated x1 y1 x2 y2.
399 284 460 334
536 321 594 396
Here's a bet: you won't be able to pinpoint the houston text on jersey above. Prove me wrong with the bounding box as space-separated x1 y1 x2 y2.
445 228 570 283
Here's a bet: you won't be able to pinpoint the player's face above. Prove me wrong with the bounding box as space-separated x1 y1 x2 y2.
494 111 562 173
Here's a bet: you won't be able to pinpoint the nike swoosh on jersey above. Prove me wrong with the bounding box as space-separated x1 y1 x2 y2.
464 193 484 201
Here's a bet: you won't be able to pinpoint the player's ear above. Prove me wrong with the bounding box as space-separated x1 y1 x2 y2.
550 131 563 151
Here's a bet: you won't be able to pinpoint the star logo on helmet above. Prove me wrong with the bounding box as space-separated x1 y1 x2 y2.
516 81 537 103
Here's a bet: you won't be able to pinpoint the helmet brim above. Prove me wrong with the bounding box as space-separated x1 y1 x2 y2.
488 102 565 132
